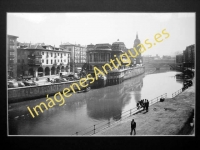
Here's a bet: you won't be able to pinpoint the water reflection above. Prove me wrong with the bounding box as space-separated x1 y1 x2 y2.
9 71 184 135
86 75 144 121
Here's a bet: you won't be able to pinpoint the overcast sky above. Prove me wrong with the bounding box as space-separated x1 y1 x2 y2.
7 13 195 56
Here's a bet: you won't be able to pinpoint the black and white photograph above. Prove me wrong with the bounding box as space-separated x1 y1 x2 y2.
7 12 195 136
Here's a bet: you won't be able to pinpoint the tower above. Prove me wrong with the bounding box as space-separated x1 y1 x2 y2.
134 32 142 64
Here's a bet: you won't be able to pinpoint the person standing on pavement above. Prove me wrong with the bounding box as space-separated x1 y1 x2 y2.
130 119 136 135
146 100 149 112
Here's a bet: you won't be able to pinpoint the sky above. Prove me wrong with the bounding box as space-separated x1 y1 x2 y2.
7 13 195 56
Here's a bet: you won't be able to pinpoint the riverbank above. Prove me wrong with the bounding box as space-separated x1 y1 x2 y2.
96 77 195 136
145 68 177 75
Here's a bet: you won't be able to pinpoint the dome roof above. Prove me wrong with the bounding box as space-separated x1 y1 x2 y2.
134 33 141 46
112 39 126 51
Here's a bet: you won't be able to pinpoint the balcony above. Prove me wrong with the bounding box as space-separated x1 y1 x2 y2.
9 49 15 52
9 60 14 64
53 63 58 67
9 41 15 45
9 54 15 58
28 61 42 66
28 54 42 58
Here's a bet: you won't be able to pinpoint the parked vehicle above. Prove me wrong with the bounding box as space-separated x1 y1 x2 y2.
8 81 18 88
62 74 75 81
60 78 68 82
23 80 38 86
18 81 25 87
184 79 193 87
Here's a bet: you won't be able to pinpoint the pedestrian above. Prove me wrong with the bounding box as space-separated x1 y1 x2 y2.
141 99 144 108
136 102 140 110
143 99 146 110
146 100 149 112
130 119 136 135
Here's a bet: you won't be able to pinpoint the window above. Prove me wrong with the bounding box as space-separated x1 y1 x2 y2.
47 52 48 55
61 59 62 62
42 52 44 55
90 54 92 62
94 53 98 62
101 53 105 62
46 60 48 64
55 59 56 63
58 53 59 56
58 59 59 62
51 53 53 57
42 59 44 63
51 59 53 64
64 59 66 62
64 53 66 56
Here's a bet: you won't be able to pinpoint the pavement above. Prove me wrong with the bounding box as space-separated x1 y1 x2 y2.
95 77 195 136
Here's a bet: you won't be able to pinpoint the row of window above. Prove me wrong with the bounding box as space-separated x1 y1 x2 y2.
10 52 15 55
9 45 15 50
43 59 69 64
42 52 70 57
18 59 69 64
90 53 110 62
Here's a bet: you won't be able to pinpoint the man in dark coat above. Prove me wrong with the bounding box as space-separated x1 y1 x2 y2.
146 100 149 112
130 119 136 135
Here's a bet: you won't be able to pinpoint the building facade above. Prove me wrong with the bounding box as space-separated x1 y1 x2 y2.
87 43 112 72
143 56 154 63
7 35 19 78
183 44 195 69
17 44 70 77
86 40 133 74
60 42 87 73
176 54 183 63
133 33 143 64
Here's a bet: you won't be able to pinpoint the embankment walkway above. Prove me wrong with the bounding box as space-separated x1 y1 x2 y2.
96 77 195 136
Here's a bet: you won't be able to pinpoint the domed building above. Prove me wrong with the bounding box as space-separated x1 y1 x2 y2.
111 40 126 51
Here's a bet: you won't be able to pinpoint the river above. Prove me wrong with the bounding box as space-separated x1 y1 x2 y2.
8 69 184 135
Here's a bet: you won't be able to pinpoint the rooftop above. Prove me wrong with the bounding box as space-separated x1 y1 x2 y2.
8 35 19 38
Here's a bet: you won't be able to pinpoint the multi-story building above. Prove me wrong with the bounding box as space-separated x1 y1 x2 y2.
143 56 154 63
86 40 133 74
176 54 183 68
183 44 195 69
17 44 70 77
7 35 19 78
123 33 143 66
60 42 87 73
176 54 183 63
86 43 112 72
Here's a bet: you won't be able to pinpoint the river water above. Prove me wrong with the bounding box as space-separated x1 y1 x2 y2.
8 70 183 135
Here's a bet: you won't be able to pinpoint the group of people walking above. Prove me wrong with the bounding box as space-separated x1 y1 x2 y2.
136 99 149 112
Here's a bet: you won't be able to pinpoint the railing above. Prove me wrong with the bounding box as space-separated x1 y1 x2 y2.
28 54 42 58
171 84 191 98
72 93 167 135
172 88 183 98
